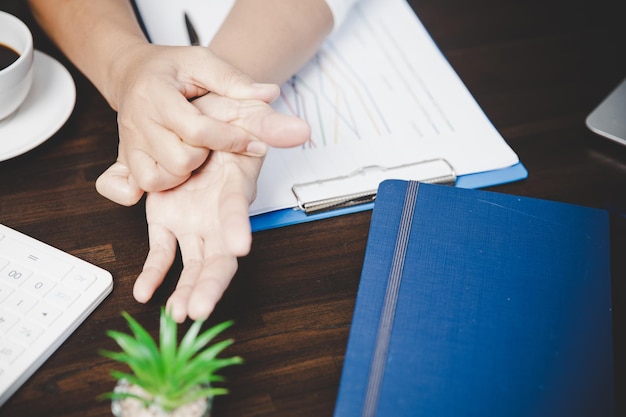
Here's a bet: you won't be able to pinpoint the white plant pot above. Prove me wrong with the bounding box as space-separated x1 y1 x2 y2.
111 379 212 417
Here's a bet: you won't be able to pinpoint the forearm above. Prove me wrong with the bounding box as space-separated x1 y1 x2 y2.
209 0 334 84
28 0 147 110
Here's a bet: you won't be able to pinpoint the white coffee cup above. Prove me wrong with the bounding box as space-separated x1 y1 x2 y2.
0 11 34 120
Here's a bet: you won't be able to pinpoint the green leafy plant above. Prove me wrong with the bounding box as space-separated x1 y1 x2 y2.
100 308 243 413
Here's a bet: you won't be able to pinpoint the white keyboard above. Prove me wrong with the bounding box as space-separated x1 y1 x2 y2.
0 224 113 406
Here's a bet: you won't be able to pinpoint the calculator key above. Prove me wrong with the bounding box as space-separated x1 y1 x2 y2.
0 257 8 271
0 264 33 287
26 303 62 327
63 270 96 292
0 283 14 304
0 238 73 278
0 339 24 365
4 292 38 315
45 286 79 309
8 321 44 347
0 309 19 335
22 274 56 298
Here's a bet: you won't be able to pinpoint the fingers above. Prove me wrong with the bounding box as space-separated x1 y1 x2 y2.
184 46 281 103
193 93 311 148
159 164 255 322
123 147 193 193
168 256 238 323
95 162 144 206
166 234 239 323
109 45 302 195
117 83 272 193
185 253 237 321
155 96 269 156
133 224 178 304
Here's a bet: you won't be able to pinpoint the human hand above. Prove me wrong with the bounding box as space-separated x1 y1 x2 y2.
124 90 310 322
96 43 295 204
96 80 310 206
133 151 263 322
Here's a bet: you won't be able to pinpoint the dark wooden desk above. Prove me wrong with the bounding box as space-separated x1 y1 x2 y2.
1 0 625 416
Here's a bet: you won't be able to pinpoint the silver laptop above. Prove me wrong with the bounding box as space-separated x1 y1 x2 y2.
586 77 626 146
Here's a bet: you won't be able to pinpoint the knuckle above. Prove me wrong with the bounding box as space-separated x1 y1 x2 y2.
135 168 162 192
169 150 205 176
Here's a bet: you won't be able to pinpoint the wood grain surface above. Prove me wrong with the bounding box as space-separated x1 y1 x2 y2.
1 0 624 416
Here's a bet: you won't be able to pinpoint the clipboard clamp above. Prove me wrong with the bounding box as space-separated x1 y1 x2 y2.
292 158 456 214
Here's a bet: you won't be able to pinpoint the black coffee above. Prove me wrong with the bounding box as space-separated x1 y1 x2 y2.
0 43 20 71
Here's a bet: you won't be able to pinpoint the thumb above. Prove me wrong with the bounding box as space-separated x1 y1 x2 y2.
95 161 144 206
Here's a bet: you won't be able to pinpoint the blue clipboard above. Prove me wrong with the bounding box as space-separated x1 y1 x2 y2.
250 161 528 232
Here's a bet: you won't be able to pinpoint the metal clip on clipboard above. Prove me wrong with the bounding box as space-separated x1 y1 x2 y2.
291 158 456 215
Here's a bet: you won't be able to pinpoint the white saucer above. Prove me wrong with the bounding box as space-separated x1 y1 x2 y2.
0 50 76 162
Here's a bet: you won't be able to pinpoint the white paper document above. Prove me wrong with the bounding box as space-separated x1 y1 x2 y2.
134 0 521 216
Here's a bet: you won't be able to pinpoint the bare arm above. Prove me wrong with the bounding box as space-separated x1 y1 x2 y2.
210 0 334 84
28 0 336 105
27 0 289 200
27 0 148 109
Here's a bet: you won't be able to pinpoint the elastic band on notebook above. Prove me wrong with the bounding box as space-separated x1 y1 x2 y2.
361 181 419 417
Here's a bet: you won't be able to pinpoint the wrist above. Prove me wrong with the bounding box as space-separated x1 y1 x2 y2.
98 37 151 111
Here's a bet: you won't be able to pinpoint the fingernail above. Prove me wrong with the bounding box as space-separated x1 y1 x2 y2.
246 141 268 157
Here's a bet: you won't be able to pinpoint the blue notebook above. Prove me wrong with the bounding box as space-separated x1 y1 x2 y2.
334 180 614 417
